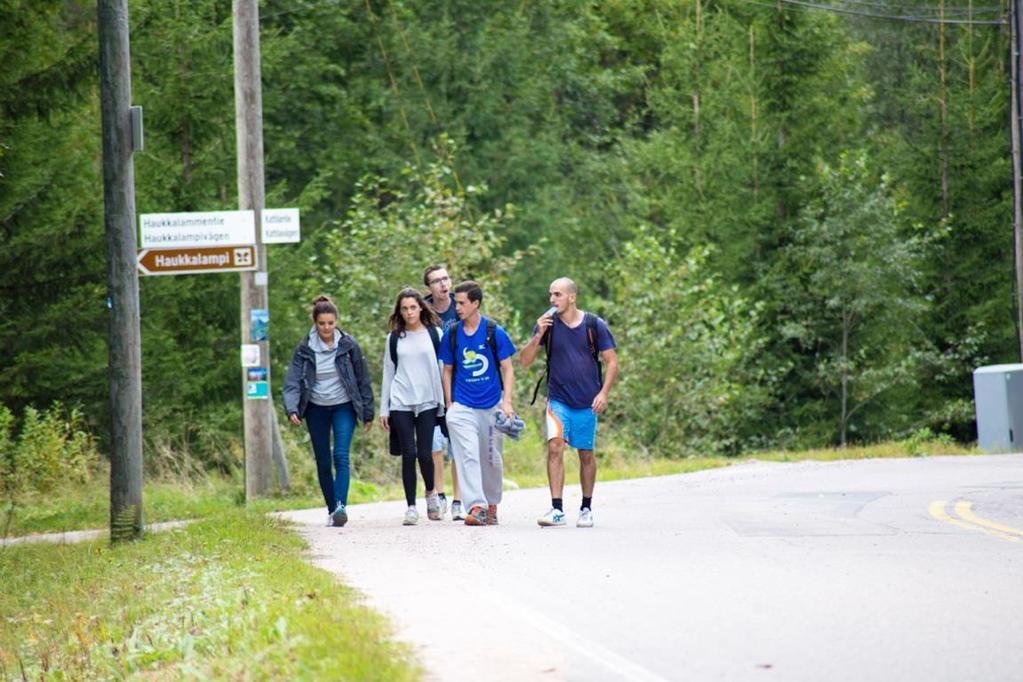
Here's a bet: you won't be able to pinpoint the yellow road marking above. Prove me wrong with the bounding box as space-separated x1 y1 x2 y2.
928 500 1020 543
954 501 1023 540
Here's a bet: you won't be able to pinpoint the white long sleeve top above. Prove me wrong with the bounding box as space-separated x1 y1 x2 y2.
379 327 445 417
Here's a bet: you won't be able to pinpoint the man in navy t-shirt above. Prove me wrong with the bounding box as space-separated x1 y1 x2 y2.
423 264 462 519
439 280 517 526
520 277 618 528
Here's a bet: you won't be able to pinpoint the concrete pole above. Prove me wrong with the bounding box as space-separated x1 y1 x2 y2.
97 0 144 540
234 0 273 498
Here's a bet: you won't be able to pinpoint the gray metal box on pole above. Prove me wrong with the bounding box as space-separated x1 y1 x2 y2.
973 364 1023 452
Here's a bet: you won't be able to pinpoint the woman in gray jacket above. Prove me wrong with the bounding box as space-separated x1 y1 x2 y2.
283 295 374 527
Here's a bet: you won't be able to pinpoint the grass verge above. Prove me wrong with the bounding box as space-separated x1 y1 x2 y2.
0 509 419 680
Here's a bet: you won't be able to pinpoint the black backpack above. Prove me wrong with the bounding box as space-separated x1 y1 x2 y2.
449 318 502 396
530 312 601 405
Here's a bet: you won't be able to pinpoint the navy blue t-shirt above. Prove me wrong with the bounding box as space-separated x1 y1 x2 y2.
534 313 615 409
427 293 458 331
438 317 516 409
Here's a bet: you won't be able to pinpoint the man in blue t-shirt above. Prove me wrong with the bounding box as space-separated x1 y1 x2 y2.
520 277 618 528
438 280 517 526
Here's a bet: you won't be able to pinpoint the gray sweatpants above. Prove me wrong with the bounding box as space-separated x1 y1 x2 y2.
446 402 504 511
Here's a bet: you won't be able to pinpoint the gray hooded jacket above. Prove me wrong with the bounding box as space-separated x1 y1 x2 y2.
282 332 374 422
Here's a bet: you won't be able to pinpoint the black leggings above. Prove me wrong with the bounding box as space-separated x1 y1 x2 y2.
390 408 437 506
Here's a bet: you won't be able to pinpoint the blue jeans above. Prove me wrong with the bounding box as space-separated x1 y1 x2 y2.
305 402 356 511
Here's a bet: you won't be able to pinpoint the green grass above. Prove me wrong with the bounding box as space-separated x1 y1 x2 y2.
0 509 420 681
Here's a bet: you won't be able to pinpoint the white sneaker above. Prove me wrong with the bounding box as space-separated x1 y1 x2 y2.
326 513 333 527
537 508 566 527
403 507 419 526
426 494 441 521
451 501 466 521
439 496 449 519
577 508 594 528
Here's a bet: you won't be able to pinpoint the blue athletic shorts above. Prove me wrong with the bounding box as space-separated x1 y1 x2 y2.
431 424 451 460
545 398 598 451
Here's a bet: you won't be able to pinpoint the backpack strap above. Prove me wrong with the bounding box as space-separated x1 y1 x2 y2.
448 321 461 405
530 326 553 405
427 325 441 356
486 318 504 390
585 312 602 384
389 331 400 368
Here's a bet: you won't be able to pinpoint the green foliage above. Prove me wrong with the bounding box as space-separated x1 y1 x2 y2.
609 235 769 454
1 0 1014 466
284 154 520 375
0 402 100 536
777 152 929 445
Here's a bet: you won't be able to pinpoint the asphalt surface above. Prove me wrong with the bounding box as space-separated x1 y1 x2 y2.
278 455 1023 681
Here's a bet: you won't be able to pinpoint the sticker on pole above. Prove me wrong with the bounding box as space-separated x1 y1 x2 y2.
140 210 255 248
241 344 261 367
250 309 269 342
246 381 269 400
247 367 268 381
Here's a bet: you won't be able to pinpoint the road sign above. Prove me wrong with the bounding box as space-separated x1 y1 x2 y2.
139 210 255 248
261 208 300 243
137 245 257 276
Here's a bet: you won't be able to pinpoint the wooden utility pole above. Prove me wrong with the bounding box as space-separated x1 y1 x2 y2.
234 0 274 498
1011 0 1023 360
97 0 143 541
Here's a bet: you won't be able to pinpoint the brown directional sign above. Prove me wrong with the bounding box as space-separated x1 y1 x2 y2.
137 245 257 276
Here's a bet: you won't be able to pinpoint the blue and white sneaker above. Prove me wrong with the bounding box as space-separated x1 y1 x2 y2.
537 507 566 527
577 507 594 528
332 504 348 527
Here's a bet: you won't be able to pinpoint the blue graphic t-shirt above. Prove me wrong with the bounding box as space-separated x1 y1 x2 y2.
438 316 516 409
533 313 615 409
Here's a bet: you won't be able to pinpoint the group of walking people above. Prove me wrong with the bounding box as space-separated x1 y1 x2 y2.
281 265 619 529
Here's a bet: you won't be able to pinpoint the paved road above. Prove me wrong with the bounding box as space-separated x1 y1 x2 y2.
279 455 1023 681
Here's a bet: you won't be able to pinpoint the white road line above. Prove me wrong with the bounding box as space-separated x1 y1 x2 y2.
485 590 673 682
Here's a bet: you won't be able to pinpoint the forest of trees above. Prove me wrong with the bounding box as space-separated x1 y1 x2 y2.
1 0 1016 465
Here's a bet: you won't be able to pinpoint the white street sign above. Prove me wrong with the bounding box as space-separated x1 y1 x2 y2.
140 210 255 248
261 208 300 243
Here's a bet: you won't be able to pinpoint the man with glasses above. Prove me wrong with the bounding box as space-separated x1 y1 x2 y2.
424 265 457 329
423 265 462 518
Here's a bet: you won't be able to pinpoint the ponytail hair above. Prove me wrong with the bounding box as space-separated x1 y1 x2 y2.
311 295 339 321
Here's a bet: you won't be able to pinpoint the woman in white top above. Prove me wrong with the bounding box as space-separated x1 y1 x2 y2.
380 287 446 525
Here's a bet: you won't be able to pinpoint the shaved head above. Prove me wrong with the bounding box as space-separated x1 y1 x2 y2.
551 277 577 295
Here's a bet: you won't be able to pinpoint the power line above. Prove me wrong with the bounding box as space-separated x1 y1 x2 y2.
829 0 1001 15
738 0 1007 24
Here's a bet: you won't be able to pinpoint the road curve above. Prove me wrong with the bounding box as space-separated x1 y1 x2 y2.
278 455 1023 681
